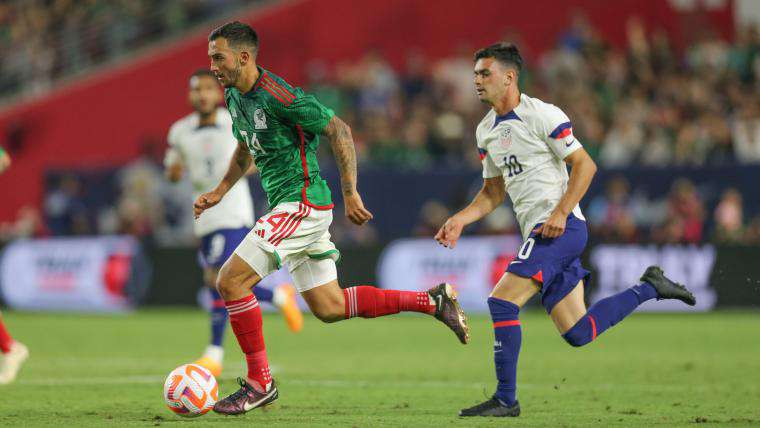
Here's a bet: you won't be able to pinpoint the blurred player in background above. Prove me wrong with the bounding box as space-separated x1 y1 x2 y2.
0 147 28 384
194 21 469 415
435 43 697 417
164 69 303 377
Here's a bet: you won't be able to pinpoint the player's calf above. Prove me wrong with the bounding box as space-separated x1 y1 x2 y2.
560 266 695 347
310 300 344 323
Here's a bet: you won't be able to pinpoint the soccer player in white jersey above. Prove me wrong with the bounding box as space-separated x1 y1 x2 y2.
435 43 697 417
164 70 302 377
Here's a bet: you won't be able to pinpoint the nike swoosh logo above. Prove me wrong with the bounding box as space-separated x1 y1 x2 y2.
565 139 576 147
243 388 277 411
510 261 522 265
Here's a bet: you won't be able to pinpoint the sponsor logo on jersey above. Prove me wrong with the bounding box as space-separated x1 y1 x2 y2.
499 127 512 149
254 108 267 129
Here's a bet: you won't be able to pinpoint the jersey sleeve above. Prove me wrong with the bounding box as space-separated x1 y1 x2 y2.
476 129 501 178
230 121 244 142
537 104 582 160
164 123 184 167
481 149 501 178
268 93 335 135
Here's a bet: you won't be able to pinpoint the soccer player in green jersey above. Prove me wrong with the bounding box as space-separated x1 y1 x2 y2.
193 21 470 415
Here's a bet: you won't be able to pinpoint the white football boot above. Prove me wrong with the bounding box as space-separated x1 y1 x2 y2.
0 341 29 384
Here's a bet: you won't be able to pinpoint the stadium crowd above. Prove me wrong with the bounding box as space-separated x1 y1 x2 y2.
306 17 760 170
0 0 257 99
1 6 759 246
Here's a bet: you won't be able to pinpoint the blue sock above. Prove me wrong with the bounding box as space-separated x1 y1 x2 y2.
563 282 657 347
252 286 274 304
209 288 228 347
488 297 521 406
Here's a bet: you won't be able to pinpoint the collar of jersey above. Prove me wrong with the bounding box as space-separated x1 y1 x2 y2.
243 66 267 97
491 94 523 129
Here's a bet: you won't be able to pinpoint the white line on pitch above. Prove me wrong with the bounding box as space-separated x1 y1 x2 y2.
15 375 709 391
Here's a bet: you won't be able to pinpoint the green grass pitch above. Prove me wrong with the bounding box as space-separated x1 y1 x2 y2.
1 309 759 427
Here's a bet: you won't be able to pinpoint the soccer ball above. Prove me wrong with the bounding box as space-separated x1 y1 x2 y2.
163 364 219 417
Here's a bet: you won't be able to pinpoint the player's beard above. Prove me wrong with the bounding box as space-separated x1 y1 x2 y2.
223 60 242 88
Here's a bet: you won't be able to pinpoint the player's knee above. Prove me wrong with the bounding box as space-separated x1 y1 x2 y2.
215 270 244 299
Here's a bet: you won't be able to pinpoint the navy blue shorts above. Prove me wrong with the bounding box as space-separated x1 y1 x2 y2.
198 227 250 269
506 214 591 313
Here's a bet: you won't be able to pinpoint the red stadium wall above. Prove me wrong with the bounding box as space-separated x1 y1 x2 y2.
0 0 734 221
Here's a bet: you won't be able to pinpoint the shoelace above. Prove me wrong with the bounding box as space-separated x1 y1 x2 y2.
469 397 500 412
225 377 253 402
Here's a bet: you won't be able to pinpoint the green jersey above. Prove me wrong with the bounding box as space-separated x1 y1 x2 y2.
224 67 335 209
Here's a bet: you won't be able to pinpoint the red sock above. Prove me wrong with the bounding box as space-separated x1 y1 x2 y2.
225 295 271 390
0 314 13 354
343 286 435 319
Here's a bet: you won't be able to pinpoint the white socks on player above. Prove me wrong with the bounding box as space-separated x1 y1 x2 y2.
203 345 224 363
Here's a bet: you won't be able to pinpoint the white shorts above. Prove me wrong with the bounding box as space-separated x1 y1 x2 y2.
233 202 340 292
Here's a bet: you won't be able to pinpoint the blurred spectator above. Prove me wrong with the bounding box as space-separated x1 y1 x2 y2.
44 174 90 235
115 141 193 244
587 176 640 242
744 215 760 245
713 188 744 243
354 51 400 117
0 205 45 243
479 205 517 236
664 179 705 244
432 44 481 116
599 108 644 167
732 98 760 163
329 203 378 246
413 200 450 237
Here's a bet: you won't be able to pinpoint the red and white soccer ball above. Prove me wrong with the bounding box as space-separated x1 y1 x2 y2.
163 364 219 417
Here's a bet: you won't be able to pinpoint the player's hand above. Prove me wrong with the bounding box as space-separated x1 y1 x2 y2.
344 193 373 225
194 190 223 219
534 210 567 239
435 216 464 249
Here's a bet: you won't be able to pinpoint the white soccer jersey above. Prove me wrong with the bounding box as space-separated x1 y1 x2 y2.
476 93 585 240
166 107 254 237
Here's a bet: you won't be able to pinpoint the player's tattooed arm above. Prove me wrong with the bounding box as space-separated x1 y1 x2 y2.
323 115 374 225
324 115 358 196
